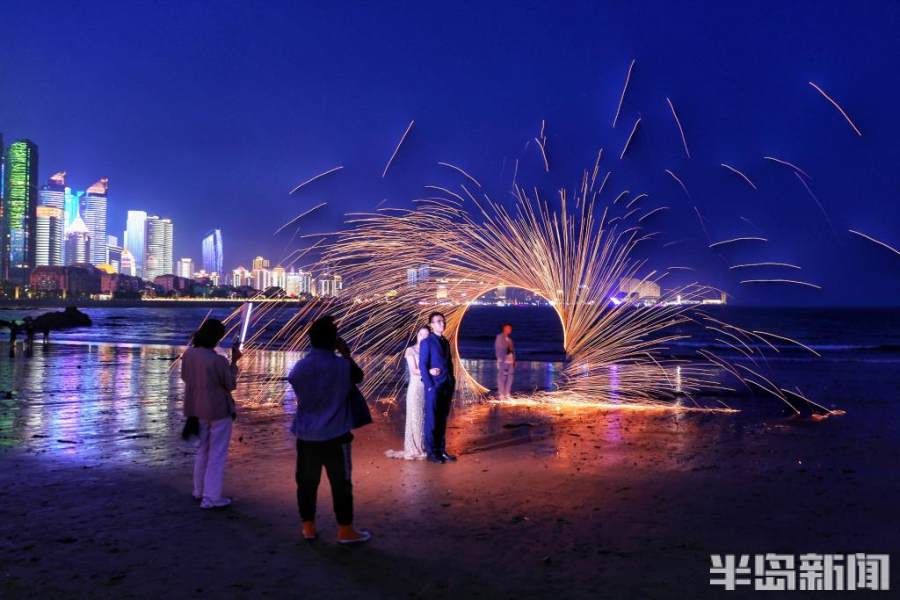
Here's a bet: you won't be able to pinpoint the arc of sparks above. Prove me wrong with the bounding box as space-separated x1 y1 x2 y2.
273 202 328 236
613 190 630 205
626 193 648 209
534 137 550 172
638 206 669 222
382 120 416 178
709 237 767 249
612 59 635 128
289 166 344 195
619 117 641 159
729 262 802 270
664 168 692 200
848 229 900 257
808 81 862 136
740 279 822 290
720 163 758 190
438 161 483 188
763 156 811 180
665 97 690 158
794 173 836 234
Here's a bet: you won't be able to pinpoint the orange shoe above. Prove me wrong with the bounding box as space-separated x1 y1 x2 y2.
337 525 372 545
302 521 317 541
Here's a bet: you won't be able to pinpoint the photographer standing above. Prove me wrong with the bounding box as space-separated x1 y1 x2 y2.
288 316 371 544
181 318 241 509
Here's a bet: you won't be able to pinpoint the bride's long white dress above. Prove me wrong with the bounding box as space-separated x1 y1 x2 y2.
385 346 427 460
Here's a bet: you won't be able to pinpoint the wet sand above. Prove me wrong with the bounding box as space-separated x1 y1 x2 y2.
1 342 898 598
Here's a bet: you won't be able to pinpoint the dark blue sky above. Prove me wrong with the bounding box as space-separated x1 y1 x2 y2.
3 1 898 305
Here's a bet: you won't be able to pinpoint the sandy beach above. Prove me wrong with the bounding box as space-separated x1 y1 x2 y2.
1 341 898 598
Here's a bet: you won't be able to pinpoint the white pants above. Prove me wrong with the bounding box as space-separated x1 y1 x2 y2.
497 361 514 399
193 417 233 501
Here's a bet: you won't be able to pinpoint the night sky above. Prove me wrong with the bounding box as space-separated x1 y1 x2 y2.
3 1 898 306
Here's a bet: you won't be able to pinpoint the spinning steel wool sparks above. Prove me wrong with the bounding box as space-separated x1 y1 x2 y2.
226 160 828 416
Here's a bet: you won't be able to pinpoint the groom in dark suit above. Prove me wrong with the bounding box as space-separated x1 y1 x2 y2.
418 311 457 463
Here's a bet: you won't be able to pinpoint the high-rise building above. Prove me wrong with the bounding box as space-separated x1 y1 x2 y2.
143 216 173 280
37 173 67 266
317 272 335 297
285 270 301 296
125 210 147 277
82 178 108 266
65 215 91 265
177 257 194 279
120 248 136 277
39 172 66 210
406 268 418 286
107 235 124 273
271 266 286 290
253 268 271 291
34 206 65 267
231 266 251 287
64 187 83 232
2 139 39 280
201 229 223 276
298 269 313 295
252 256 270 271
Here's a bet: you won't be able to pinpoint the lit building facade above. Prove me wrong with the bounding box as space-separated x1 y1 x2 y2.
120 248 136 276
34 206 65 266
125 210 147 277
201 229 223 276
271 266 286 290
231 266 252 287
177 257 194 279
64 187 83 232
143 215 173 280
252 256 270 271
65 215 91 265
36 172 67 267
82 178 108 266
2 139 39 280
107 235 123 273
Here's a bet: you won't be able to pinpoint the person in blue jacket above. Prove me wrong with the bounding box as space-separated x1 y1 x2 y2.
418 311 457 463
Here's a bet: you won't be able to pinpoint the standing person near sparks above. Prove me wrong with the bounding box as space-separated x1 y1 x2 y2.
181 318 241 509
287 316 371 544
419 311 457 464
494 323 516 400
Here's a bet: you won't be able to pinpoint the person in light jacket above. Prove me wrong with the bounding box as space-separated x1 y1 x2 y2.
181 318 241 509
494 323 515 400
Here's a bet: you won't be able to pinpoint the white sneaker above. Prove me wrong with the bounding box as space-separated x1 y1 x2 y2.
200 496 232 509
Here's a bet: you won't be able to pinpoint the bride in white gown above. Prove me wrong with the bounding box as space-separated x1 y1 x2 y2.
385 326 430 460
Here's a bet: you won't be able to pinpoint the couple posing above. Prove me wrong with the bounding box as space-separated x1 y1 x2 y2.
387 311 457 464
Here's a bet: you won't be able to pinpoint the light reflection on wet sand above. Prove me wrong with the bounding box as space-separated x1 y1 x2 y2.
0 341 748 470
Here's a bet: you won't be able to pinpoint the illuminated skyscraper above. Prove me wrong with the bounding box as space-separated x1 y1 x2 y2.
39 172 66 210
2 139 39 280
65 215 91 265
201 229 223 276
177 257 194 279
271 266 286 290
120 248 136 276
143 216 173 280
34 206 65 266
82 178 108 266
107 235 124 273
252 256 270 270
64 187 83 232
37 172 67 266
125 210 147 276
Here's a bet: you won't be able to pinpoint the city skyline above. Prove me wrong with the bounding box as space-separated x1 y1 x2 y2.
2 3 898 305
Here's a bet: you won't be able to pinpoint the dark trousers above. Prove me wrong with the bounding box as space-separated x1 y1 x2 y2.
424 382 453 456
295 433 353 525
